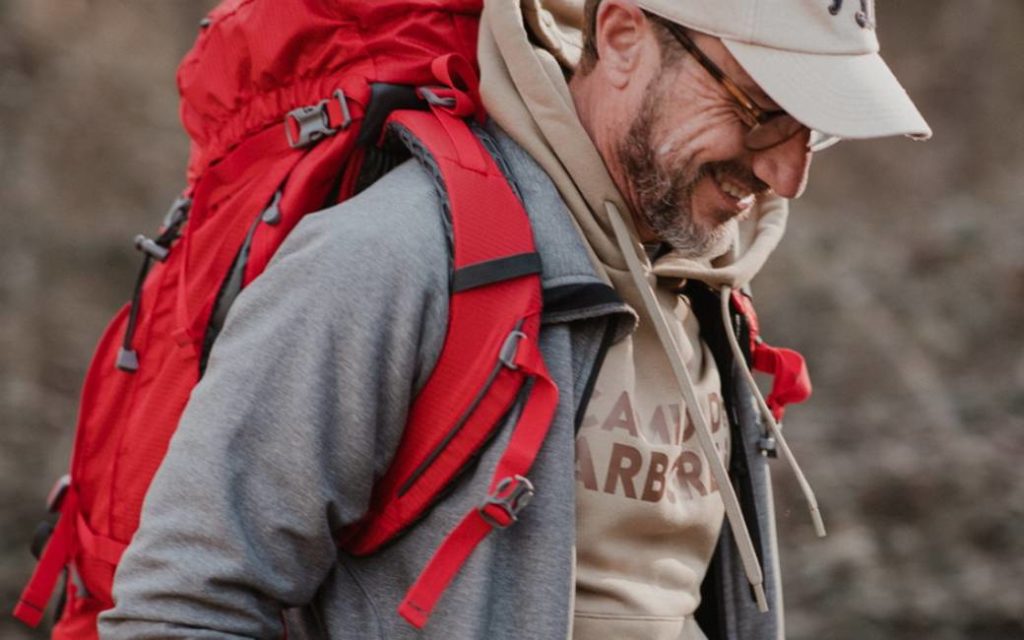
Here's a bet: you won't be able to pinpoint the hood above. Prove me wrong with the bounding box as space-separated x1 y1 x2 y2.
477 0 790 293
478 0 827 617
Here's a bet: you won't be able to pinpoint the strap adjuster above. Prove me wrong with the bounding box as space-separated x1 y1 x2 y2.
499 330 526 370
479 475 534 529
286 100 335 148
285 90 353 148
417 85 477 118
418 86 456 108
333 89 353 130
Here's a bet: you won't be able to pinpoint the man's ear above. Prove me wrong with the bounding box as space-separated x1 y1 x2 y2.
593 0 650 89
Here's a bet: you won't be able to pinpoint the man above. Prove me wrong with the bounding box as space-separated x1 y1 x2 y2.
101 1 929 639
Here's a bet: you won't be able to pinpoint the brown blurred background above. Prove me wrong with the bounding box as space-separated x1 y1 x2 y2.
1 1 1022 638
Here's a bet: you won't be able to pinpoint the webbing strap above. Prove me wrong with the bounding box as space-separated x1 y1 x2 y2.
451 252 542 293
332 68 558 629
173 125 307 352
397 335 557 629
175 83 368 353
345 108 543 523
730 291 812 421
75 512 128 567
14 488 79 627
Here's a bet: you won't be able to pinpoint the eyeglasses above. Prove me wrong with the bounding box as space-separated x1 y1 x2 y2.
654 17 840 153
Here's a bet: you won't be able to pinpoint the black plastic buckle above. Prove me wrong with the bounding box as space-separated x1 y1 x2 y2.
499 330 526 370
285 90 352 149
479 475 534 529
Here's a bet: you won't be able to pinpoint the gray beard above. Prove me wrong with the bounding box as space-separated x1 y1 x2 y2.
616 83 737 260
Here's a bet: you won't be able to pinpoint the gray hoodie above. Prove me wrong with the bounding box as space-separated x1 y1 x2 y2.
99 126 635 639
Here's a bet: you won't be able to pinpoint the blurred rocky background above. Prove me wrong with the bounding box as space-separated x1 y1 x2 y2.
1 1 1021 638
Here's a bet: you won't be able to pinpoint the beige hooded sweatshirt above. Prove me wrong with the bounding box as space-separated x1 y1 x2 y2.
478 1 823 639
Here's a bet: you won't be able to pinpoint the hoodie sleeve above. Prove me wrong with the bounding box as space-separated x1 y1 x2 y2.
98 161 450 639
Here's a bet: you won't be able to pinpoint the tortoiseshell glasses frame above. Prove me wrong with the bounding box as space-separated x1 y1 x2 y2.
653 15 840 152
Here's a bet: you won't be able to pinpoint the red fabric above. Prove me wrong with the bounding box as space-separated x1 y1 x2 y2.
730 291 812 422
752 345 812 422
427 54 486 121
14 489 78 627
337 104 558 629
179 0 483 181
16 2 494 636
340 103 549 553
399 335 557 629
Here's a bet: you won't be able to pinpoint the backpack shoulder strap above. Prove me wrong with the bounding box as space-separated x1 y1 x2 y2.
338 70 559 629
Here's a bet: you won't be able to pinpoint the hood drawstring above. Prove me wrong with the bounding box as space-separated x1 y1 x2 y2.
606 202 769 613
719 286 828 538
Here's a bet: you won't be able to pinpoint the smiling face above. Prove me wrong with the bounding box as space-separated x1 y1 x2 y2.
572 2 814 258
615 52 772 258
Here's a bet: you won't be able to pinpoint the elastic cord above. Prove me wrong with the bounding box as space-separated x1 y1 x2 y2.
119 254 153 367
719 286 826 538
606 202 768 612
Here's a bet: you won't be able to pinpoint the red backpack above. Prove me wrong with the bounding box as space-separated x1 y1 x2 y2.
15 1 558 637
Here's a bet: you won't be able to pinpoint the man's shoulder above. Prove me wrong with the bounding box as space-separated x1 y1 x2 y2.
298 158 447 260
270 158 449 293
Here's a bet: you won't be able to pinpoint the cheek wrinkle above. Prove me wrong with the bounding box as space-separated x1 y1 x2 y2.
657 127 688 157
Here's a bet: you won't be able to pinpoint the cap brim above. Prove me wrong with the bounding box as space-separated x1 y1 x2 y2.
722 40 932 141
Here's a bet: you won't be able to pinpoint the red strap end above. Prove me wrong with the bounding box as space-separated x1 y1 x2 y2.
12 600 45 628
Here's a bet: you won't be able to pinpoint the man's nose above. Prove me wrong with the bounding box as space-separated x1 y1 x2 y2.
751 129 813 199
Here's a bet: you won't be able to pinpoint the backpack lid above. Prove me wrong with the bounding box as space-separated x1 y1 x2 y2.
179 0 483 182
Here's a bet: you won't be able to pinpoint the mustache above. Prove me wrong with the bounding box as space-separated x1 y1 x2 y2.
699 161 770 195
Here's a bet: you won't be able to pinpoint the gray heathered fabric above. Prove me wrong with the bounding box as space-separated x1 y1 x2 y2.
100 129 633 639
716 369 785 640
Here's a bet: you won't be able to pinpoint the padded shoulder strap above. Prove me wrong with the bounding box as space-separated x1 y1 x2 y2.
338 99 558 629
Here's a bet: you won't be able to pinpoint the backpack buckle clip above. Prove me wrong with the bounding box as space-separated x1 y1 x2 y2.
286 99 336 148
499 330 526 370
286 90 354 148
286 100 335 148
480 475 534 529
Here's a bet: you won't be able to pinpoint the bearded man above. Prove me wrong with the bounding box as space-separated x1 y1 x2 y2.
102 1 929 639
479 1 927 634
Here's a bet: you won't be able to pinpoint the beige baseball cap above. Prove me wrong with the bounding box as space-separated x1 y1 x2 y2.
636 0 932 141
